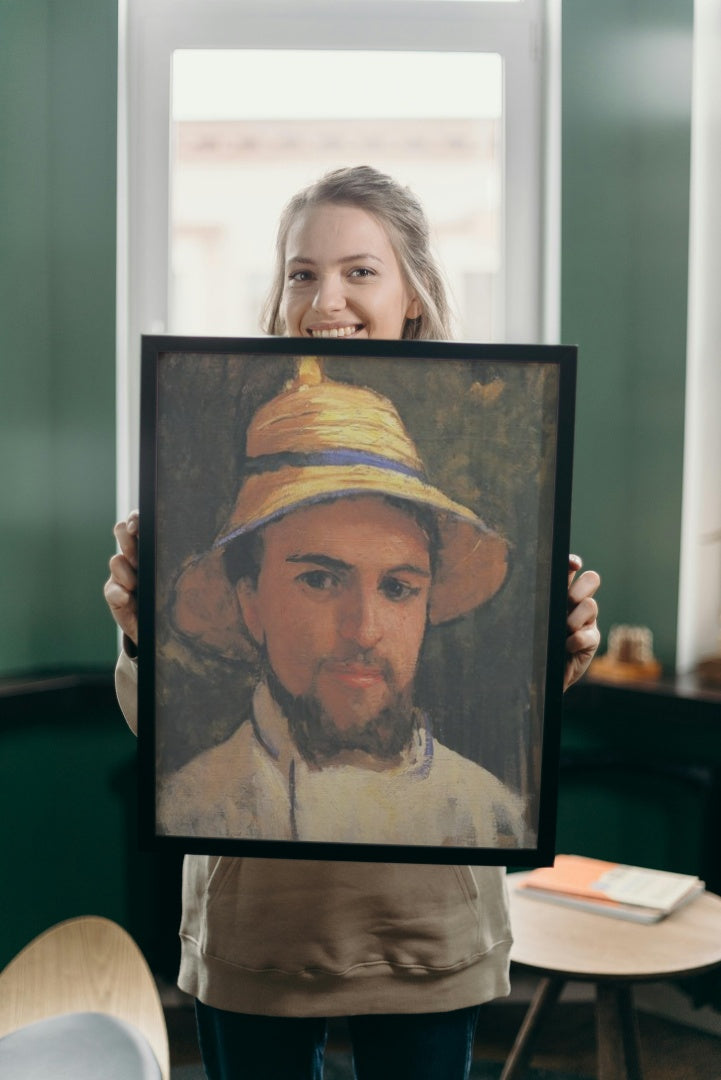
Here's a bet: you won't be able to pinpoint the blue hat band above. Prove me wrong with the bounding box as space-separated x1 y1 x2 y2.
243 449 427 482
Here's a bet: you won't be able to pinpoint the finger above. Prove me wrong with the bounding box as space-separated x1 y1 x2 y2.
103 579 139 642
113 517 139 567
568 568 601 607
566 623 601 657
566 594 599 634
108 552 138 592
568 553 583 587
103 577 132 612
564 629 601 690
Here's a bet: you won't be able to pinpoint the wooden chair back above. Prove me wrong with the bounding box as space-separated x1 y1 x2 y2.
0 915 169 1080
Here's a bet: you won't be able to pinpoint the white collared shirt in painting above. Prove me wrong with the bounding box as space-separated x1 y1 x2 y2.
158 682 531 849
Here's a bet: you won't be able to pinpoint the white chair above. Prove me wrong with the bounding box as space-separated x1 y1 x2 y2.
0 915 170 1079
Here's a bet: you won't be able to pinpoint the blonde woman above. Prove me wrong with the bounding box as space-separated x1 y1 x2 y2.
106 166 600 1080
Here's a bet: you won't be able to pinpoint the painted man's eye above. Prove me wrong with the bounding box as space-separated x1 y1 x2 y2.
298 570 338 591
379 577 421 602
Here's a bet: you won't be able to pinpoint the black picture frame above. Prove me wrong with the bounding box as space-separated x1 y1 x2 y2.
138 335 576 866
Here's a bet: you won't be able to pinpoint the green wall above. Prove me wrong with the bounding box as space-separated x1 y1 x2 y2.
0 0 118 675
563 0 693 669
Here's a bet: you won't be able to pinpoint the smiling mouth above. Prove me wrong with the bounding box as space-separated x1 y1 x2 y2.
307 324 364 339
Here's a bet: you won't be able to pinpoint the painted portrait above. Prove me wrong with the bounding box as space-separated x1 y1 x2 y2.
138 337 576 865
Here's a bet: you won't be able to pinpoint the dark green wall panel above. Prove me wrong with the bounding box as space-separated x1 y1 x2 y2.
0 697 133 966
562 1 693 668
0 683 183 975
1 3 54 669
0 0 118 674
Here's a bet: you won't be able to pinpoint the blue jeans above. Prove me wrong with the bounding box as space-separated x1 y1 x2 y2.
195 1000 481 1080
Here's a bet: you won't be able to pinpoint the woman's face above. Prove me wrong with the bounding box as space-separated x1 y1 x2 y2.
280 203 421 341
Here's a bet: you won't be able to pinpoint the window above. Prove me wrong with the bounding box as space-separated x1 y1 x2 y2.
117 0 557 509
170 49 503 340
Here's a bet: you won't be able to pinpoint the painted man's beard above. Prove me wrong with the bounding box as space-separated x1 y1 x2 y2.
265 663 420 766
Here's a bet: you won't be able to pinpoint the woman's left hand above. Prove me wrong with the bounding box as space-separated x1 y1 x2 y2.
564 555 601 691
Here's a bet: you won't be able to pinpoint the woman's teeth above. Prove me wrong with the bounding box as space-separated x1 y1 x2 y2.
310 325 360 338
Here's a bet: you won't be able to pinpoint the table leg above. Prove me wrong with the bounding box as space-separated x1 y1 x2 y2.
499 976 565 1080
596 982 643 1080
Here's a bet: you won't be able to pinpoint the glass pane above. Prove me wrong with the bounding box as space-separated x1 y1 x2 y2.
170 50 503 341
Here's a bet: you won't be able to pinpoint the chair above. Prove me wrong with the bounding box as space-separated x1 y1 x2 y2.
0 915 170 1079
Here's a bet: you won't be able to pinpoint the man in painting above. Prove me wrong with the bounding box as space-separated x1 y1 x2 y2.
161 357 531 849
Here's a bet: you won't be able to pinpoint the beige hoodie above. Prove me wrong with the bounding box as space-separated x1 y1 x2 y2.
116 650 513 1016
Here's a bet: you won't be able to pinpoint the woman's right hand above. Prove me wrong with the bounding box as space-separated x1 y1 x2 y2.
103 510 139 647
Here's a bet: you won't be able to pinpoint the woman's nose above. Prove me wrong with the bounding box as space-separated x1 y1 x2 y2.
312 274 345 315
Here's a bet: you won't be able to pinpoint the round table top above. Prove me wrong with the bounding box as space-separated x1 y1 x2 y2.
508 872 721 981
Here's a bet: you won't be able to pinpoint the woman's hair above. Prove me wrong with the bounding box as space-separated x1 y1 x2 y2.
261 165 454 341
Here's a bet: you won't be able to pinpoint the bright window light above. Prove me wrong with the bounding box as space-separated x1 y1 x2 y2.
172 50 502 121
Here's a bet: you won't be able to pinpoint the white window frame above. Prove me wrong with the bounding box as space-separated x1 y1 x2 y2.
116 0 559 512
676 0 721 674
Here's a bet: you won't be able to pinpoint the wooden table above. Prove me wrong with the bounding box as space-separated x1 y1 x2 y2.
502 874 721 1080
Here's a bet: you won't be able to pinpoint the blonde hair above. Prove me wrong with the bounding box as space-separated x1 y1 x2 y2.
262 166 454 341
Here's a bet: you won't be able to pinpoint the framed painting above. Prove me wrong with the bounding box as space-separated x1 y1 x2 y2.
137 335 576 865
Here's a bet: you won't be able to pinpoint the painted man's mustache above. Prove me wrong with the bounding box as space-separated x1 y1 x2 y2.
317 651 393 678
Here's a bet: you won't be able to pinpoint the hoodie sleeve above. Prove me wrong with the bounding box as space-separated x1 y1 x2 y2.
115 647 139 736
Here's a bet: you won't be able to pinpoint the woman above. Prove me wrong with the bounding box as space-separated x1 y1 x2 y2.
106 166 600 1080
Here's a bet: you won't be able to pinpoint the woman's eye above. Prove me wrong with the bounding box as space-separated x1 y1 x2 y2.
297 570 338 591
349 267 375 279
380 577 421 602
288 270 313 283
